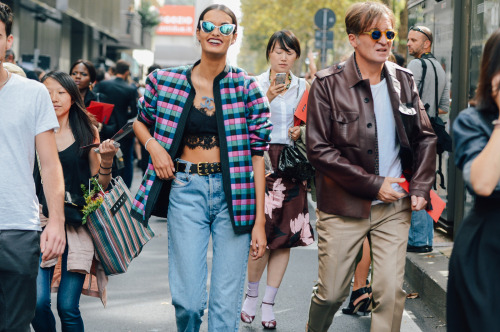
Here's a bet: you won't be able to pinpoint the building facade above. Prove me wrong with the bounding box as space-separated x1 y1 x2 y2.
3 0 152 75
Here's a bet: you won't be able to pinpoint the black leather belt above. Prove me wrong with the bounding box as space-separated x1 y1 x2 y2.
175 161 221 175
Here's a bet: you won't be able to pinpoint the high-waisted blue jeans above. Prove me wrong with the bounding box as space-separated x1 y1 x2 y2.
32 246 86 332
167 161 251 332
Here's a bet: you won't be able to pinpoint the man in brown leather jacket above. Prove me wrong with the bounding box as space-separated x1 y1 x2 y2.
305 3 436 332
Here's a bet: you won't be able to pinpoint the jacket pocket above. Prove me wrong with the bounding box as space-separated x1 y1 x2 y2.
399 103 417 115
398 103 418 142
330 111 359 147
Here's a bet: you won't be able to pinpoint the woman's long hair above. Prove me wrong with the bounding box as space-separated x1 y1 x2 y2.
470 28 500 114
42 71 97 152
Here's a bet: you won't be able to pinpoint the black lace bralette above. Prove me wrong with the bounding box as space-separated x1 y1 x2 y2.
182 105 219 150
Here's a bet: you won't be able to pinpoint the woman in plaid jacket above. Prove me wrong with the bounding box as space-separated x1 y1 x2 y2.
131 4 272 332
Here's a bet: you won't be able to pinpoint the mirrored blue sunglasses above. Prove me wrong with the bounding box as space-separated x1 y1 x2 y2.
200 21 236 36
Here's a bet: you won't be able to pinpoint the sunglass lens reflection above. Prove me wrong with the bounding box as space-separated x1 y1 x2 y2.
219 24 234 35
371 30 382 40
201 21 215 33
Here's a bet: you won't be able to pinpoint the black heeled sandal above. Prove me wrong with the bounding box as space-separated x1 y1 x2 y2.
359 286 372 314
342 286 372 316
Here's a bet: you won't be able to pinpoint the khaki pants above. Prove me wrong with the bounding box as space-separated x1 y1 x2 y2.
308 198 411 332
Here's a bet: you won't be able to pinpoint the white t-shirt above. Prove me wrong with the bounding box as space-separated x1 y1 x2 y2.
371 78 406 205
0 73 59 231
256 69 306 145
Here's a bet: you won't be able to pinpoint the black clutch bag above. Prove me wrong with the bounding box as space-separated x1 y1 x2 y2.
277 145 315 181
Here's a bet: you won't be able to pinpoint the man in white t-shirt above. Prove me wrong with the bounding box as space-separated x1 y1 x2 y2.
0 4 66 331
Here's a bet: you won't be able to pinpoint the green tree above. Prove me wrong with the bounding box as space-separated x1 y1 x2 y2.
138 0 161 31
239 0 408 74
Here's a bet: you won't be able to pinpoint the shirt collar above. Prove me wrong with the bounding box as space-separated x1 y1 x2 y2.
345 53 388 88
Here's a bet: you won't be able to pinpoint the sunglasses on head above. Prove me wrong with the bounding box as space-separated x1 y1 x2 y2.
409 26 432 42
361 29 397 41
200 21 236 36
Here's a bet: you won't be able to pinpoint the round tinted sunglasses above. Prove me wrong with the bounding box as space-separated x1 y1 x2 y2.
361 29 397 41
200 21 236 36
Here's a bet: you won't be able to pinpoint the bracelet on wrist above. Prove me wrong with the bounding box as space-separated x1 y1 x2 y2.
98 170 112 176
100 164 112 169
144 137 155 151
493 119 500 127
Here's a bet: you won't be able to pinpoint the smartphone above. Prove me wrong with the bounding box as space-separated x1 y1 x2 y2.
275 73 287 85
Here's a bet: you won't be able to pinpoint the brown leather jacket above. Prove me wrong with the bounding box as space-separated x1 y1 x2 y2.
306 53 437 219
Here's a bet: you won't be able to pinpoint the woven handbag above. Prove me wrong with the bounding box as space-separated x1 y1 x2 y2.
86 177 155 275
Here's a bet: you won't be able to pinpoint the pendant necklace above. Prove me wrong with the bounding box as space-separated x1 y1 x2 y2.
194 68 215 114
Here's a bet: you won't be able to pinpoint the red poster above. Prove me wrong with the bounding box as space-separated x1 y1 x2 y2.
156 5 195 36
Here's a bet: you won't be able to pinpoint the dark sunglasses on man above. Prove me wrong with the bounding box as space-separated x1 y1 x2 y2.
409 26 432 42
361 29 397 41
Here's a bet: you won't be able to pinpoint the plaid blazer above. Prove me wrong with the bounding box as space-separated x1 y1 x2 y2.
131 61 272 234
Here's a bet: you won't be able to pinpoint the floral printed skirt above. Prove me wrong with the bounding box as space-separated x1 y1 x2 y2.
265 144 314 249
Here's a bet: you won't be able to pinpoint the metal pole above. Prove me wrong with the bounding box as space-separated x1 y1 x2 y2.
321 9 327 69
448 0 471 237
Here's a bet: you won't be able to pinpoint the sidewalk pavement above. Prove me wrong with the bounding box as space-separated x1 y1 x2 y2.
404 229 453 322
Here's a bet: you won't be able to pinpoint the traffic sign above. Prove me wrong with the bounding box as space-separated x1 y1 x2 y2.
314 8 336 30
314 40 334 49
313 8 336 69
315 30 334 41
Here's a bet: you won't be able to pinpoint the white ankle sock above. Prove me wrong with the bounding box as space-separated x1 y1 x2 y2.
242 281 259 317
261 285 278 322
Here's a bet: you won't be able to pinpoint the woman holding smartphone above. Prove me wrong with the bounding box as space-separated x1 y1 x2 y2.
447 28 500 331
131 4 271 331
241 30 314 329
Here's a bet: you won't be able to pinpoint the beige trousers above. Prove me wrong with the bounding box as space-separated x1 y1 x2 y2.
307 197 411 332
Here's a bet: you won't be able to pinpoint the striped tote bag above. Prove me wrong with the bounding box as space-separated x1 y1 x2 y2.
86 177 155 275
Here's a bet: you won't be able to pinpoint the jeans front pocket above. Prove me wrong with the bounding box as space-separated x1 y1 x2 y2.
172 171 192 188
